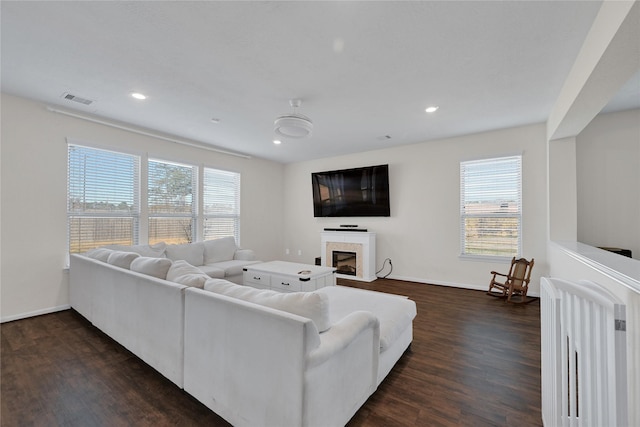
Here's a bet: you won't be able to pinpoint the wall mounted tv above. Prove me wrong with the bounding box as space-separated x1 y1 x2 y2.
312 164 390 217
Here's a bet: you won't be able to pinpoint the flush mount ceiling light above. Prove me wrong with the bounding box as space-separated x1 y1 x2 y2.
131 92 147 100
274 99 313 138
425 106 439 113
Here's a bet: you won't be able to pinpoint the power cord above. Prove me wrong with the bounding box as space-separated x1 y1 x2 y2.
376 258 393 279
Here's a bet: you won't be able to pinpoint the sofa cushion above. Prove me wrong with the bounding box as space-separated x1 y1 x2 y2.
167 260 209 288
204 259 261 277
165 242 205 266
105 242 167 258
86 248 114 262
203 237 237 264
106 251 140 269
318 286 416 352
197 264 225 279
204 279 331 332
130 257 173 279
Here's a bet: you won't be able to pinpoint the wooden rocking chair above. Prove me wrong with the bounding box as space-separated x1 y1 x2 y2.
487 257 535 303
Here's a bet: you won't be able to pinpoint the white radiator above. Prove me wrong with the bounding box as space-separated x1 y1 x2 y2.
541 277 627 427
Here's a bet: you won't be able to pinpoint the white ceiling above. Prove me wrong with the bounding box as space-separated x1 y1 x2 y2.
2 1 636 163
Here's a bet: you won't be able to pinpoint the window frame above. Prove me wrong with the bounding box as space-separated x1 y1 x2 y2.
459 155 522 261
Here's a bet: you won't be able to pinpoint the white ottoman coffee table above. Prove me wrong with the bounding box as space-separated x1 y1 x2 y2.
243 260 336 292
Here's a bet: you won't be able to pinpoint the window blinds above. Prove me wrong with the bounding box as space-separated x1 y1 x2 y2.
67 144 140 253
460 155 522 258
148 159 197 245
203 168 241 243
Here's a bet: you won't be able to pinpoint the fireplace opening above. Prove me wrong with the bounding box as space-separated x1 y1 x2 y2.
332 251 357 276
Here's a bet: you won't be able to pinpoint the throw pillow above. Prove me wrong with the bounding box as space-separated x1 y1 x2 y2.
166 260 209 289
204 279 331 332
130 257 173 279
165 242 205 266
203 236 237 264
106 251 140 269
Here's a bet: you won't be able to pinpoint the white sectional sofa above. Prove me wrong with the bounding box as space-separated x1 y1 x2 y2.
69 238 416 427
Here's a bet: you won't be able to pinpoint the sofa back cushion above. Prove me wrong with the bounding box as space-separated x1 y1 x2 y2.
167 260 209 288
203 237 237 264
106 251 140 269
204 279 331 332
105 242 167 258
130 257 173 279
86 248 114 262
165 242 205 266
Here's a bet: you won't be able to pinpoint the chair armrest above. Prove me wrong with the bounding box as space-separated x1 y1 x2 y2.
491 271 508 277
234 248 256 261
307 311 379 369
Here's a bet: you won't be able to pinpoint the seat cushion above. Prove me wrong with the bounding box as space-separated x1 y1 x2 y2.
205 259 261 277
198 264 225 279
204 279 331 332
317 286 416 352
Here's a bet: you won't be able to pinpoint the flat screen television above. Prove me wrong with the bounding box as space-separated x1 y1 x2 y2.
312 164 390 217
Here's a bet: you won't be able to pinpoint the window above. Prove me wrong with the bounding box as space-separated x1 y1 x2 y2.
148 159 197 245
67 144 140 253
68 143 242 254
203 167 241 243
460 155 522 259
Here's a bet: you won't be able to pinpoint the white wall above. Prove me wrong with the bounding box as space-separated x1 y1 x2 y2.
0 93 285 321
281 123 549 294
577 108 640 259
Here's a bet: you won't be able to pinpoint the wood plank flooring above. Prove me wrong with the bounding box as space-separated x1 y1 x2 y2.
1 279 541 426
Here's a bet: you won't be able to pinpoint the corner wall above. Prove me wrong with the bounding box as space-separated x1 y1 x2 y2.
281 123 549 294
577 108 640 259
0 93 285 321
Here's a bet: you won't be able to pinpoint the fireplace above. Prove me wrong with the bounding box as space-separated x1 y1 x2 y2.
332 251 357 276
320 231 376 282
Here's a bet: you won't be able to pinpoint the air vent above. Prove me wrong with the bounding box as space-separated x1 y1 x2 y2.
62 93 94 105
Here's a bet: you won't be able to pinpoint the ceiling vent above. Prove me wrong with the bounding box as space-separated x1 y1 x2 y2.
62 93 94 105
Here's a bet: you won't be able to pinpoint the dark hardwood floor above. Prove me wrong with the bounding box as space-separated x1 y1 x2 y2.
1 279 541 426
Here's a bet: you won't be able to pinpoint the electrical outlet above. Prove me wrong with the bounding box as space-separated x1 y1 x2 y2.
298 249 302 256
285 248 290 255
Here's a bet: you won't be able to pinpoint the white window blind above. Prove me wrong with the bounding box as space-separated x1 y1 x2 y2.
148 159 197 245
203 167 241 243
460 155 522 258
67 144 140 253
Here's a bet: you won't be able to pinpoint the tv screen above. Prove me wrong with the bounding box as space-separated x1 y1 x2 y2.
312 164 390 217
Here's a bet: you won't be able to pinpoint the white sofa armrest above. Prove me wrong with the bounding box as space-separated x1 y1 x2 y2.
303 311 380 427
233 248 256 261
307 311 379 368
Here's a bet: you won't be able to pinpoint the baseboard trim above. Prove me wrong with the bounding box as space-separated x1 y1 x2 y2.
1 304 71 323
383 275 541 298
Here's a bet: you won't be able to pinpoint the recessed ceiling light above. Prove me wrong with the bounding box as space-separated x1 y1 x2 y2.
425 106 439 113
211 117 221 124
273 139 282 145
131 92 147 100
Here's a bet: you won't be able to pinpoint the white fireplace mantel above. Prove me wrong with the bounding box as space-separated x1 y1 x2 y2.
320 231 376 282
